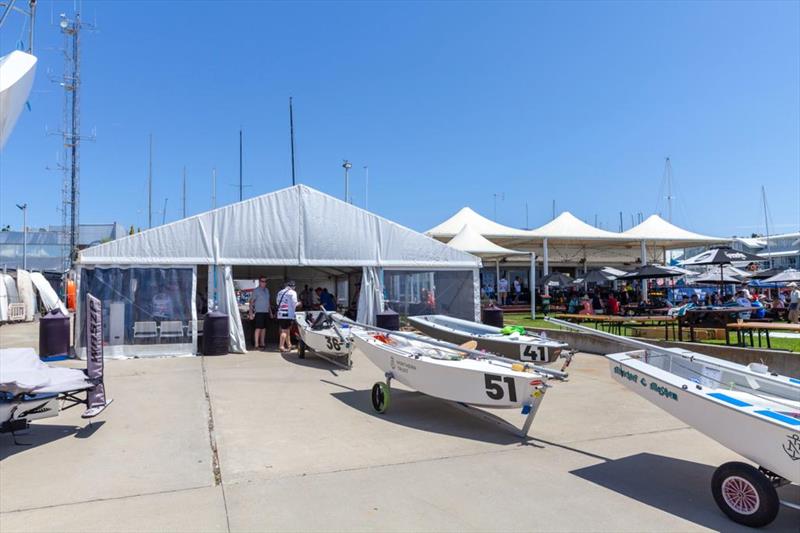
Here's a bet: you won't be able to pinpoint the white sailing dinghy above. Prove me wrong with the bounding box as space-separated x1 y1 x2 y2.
548 317 800 528
344 318 571 437
408 314 570 363
295 311 354 369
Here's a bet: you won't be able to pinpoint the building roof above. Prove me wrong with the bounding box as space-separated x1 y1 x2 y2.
527 212 622 241
619 215 726 247
446 224 525 258
425 207 531 239
79 185 481 269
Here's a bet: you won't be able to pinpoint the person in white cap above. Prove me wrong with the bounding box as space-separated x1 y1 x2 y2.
788 282 800 323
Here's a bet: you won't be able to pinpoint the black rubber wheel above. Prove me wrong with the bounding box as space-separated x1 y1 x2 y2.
711 462 779 528
370 382 390 414
297 340 306 359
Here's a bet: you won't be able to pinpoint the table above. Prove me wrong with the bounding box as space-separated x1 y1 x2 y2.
724 322 800 349
554 314 677 339
677 307 753 343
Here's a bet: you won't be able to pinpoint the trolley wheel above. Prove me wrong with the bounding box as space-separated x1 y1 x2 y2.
711 462 779 528
297 340 306 359
371 382 391 414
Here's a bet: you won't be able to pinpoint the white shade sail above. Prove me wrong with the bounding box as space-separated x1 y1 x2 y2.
79 185 481 269
621 215 727 247
526 212 623 241
446 224 524 258
426 207 531 239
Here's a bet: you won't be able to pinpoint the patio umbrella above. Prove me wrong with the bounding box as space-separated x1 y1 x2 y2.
749 266 786 280
680 247 764 290
763 268 800 284
576 269 616 285
618 264 685 280
690 271 743 285
537 272 573 288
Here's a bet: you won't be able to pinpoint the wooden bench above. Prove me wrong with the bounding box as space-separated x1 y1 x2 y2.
725 322 800 349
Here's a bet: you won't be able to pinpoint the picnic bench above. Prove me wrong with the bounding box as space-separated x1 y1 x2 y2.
554 313 676 339
677 307 753 343
724 322 800 349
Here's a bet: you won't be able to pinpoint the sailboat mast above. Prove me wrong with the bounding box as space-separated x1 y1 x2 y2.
762 186 772 268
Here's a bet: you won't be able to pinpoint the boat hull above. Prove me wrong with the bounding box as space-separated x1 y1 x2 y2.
353 331 541 408
295 312 353 358
408 315 566 363
607 353 800 483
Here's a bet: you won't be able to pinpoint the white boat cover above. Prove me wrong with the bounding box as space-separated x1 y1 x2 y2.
0 276 7 321
30 272 68 315
0 347 89 395
446 224 525 257
2 273 20 303
0 50 37 148
78 185 481 269
15 269 36 321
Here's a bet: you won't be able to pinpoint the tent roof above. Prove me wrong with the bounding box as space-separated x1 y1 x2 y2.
527 212 622 241
425 207 531 239
78 185 481 269
620 215 727 247
446 225 525 257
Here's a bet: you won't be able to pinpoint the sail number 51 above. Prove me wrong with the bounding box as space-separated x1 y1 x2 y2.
484 374 517 402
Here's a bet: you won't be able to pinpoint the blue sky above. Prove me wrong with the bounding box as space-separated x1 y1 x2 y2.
2 0 798 237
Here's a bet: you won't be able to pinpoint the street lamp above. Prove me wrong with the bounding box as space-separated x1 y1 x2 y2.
16 203 27 270
342 160 352 203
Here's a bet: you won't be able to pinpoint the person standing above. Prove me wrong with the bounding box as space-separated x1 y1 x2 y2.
249 277 271 350
512 276 522 304
498 276 509 306
788 283 800 324
276 280 299 352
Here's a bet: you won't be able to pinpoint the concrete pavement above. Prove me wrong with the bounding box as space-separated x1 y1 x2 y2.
1 321 798 531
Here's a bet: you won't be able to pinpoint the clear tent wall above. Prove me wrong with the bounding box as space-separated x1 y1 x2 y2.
76 266 197 358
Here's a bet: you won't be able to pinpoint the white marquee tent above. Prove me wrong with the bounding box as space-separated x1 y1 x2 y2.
76 185 482 358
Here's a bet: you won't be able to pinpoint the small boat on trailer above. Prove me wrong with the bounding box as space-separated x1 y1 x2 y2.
344 318 571 438
295 311 354 369
548 317 800 528
407 314 570 364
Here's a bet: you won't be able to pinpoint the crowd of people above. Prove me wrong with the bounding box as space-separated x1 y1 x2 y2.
542 282 800 323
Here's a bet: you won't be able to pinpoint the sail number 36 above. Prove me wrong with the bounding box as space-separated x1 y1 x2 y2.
484 374 517 402
325 337 342 351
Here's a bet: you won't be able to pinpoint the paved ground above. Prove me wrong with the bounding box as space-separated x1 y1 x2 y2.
1 321 798 532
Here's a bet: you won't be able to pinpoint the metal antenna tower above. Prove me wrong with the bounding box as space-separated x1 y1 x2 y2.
663 157 674 223
54 10 94 271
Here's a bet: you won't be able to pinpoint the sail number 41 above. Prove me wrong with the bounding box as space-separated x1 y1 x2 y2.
484 374 517 402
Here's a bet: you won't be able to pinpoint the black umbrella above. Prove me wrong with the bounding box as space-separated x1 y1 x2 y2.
538 272 573 288
576 269 616 285
749 267 786 280
619 264 684 280
680 247 765 266
680 247 765 293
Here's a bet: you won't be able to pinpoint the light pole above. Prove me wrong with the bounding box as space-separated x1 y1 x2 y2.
363 165 369 210
342 160 352 203
16 203 27 270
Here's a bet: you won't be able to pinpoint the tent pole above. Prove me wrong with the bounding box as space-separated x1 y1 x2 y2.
543 238 549 276
530 252 536 320
640 240 648 303
495 259 500 304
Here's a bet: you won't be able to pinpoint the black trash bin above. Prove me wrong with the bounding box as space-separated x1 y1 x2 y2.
40 308 71 357
481 305 504 328
376 309 400 331
202 311 230 356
